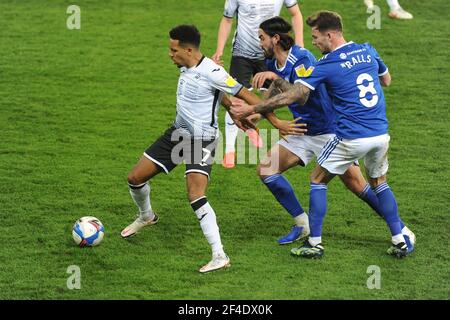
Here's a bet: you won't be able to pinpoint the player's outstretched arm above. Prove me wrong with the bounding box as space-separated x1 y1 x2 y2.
230 81 310 118
221 94 256 131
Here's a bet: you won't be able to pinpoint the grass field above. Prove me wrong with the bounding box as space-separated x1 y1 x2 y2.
0 0 449 300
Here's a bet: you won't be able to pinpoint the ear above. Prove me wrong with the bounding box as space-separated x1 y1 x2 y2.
273 34 281 44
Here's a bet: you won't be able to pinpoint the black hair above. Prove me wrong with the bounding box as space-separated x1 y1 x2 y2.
169 25 201 48
259 16 295 51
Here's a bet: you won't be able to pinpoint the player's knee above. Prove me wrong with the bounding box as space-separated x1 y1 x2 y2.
187 191 205 203
257 159 279 178
127 171 144 186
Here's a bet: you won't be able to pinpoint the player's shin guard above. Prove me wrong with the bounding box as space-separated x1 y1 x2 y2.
360 184 405 229
191 197 224 256
309 183 328 243
225 112 239 153
263 174 305 218
129 182 154 221
373 183 404 242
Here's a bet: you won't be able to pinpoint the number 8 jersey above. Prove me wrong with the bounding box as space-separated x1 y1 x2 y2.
297 42 389 139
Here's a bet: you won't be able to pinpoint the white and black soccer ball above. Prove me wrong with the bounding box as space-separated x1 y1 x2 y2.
72 216 105 247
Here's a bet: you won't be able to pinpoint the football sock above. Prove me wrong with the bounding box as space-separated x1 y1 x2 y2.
387 0 401 11
359 184 406 229
308 236 322 247
309 183 328 238
263 174 305 218
225 112 239 154
128 182 155 221
294 213 309 228
191 197 225 256
373 183 404 240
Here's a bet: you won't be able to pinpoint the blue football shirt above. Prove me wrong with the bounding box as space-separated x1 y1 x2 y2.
266 45 336 136
297 42 389 139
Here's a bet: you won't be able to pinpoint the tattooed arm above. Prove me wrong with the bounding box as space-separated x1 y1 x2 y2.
230 79 310 118
255 79 310 113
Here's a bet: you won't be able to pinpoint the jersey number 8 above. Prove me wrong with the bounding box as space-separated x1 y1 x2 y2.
356 73 379 108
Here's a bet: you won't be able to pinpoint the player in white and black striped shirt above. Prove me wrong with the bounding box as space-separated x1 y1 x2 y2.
121 25 262 273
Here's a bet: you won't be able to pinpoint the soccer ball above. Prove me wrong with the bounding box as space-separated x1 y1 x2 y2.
72 216 105 247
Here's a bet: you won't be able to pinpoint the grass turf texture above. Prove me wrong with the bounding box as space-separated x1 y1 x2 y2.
0 0 449 299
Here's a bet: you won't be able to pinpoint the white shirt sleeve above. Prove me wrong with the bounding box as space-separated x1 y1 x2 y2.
208 66 243 96
224 0 238 18
284 0 298 8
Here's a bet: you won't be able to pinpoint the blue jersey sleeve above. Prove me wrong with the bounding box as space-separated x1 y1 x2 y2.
366 43 388 76
294 60 328 91
290 56 315 84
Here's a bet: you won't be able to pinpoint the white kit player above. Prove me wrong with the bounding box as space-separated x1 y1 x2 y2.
364 0 413 20
121 25 259 273
212 0 304 168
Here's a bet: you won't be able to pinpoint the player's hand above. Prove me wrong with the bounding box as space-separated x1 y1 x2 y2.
236 117 257 131
275 117 307 136
252 71 278 90
211 52 224 66
230 97 255 119
247 113 262 125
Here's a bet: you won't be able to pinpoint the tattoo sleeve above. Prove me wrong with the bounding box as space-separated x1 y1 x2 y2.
254 80 310 114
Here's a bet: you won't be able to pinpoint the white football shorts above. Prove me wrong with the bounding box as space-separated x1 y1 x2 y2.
278 133 336 166
317 133 390 178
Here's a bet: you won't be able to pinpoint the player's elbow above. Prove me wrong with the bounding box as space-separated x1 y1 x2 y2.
295 84 310 106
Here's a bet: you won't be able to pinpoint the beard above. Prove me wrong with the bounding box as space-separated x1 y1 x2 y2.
263 48 274 59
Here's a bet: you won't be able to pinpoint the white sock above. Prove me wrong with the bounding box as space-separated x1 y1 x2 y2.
308 236 322 246
294 212 308 228
129 183 155 221
225 112 239 154
387 0 401 11
192 198 225 256
392 233 406 245
401 226 412 236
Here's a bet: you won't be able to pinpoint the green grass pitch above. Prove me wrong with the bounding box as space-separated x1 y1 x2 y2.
0 0 449 299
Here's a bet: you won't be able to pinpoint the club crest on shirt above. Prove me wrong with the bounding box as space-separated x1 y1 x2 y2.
295 64 314 77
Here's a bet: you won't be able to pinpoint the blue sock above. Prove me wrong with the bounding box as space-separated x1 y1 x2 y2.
263 174 304 218
373 183 402 236
360 184 405 229
309 183 328 238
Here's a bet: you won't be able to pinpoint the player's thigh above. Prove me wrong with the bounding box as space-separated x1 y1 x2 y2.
258 143 302 178
260 134 325 177
127 156 162 185
339 162 368 195
129 126 181 185
317 136 361 176
230 56 253 89
363 134 390 187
